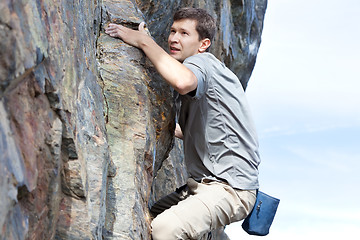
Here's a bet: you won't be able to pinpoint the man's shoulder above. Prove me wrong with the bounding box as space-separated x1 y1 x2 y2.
185 52 216 61
183 53 221 68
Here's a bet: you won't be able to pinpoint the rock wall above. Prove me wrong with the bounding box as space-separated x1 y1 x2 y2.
0 0 266 239
1 0 107 239
98 1 175 239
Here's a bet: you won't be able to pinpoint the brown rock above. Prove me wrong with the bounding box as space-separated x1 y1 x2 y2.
0 0 266 239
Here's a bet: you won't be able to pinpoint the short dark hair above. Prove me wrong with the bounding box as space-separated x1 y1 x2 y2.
173 8 216 42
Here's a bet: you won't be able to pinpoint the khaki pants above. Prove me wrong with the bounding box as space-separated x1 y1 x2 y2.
150 178 256 240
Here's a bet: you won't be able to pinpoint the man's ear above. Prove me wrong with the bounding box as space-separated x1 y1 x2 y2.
199 38 211 53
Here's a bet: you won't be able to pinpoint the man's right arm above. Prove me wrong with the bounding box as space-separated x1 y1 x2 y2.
105 23 197 95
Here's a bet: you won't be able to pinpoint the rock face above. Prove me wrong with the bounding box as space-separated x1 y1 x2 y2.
1 1 107 239
0 0 266 239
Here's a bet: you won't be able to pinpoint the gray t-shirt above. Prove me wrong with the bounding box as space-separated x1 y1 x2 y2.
177 52 260 190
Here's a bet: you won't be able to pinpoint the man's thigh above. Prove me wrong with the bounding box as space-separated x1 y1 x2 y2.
150 190 184 217
193 180 256 229
151 179 256 240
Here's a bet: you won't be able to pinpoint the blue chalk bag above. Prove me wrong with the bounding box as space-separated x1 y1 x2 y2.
242 191 280 236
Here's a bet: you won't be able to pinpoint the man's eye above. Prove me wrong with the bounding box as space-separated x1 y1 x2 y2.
182 32 189 35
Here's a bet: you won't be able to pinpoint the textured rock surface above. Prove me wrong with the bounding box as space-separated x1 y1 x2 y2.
0 0 266 239
98 1 175 239
1 0 107 239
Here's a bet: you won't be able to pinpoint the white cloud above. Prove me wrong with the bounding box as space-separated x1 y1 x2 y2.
226 222 360 240
285 145 360 172
226 199 360 240
245 0 360 134
226 1 360 240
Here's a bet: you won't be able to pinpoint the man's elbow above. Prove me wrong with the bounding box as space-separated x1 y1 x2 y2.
175 85 191 95
174 77 197 95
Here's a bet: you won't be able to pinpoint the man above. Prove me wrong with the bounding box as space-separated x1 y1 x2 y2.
105 7 261 240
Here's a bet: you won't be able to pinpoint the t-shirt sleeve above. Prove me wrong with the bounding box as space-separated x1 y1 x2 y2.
183 54 208 99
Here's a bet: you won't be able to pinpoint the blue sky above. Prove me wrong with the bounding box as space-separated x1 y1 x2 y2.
226 0 360 239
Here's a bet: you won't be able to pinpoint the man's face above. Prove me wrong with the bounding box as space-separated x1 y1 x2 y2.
168 19 203 62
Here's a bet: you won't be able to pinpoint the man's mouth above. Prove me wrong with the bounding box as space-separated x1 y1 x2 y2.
169 46 180 53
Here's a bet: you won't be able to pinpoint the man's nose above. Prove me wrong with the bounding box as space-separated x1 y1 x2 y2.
169 32 180 42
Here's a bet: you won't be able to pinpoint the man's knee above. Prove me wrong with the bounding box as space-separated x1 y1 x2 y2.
151 211 184 240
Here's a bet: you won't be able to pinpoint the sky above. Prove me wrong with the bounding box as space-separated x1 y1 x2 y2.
225 0 360 239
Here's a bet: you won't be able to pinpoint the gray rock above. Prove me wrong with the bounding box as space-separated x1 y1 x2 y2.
0 0 266 239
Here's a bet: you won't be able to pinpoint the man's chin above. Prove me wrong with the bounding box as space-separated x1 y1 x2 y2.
169 54 184 62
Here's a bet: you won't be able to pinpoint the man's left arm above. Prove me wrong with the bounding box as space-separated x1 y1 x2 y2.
174 123 183 139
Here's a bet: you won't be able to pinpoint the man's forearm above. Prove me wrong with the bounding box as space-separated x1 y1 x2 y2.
138 38 197 95
105 23 197 95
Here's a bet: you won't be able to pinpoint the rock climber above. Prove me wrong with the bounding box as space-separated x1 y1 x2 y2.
105 7 261 240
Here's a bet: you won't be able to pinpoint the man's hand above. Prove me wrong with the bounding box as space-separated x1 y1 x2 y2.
105 22 197 96
175 123 183 139
105 22 148 48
